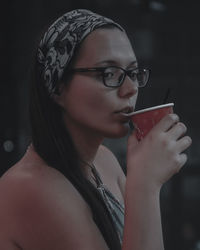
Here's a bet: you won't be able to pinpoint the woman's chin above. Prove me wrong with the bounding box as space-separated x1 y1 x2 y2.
104 123 130 138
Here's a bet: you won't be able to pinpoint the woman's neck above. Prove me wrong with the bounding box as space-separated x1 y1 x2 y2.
64 120 104 167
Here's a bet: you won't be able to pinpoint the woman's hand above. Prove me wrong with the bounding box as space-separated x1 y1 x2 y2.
126 113 192 190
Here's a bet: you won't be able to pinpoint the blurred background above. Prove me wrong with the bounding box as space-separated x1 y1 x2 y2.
1 0 200 249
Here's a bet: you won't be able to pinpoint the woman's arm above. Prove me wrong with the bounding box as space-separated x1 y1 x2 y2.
0 166 110 250
122 168 164 250
122 114 191 250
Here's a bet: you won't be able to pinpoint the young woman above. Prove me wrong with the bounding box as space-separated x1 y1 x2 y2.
0 9 192 250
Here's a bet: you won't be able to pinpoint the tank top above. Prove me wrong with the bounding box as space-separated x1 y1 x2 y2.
90 165 124 245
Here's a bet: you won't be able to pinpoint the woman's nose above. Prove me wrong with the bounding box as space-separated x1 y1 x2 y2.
118 76 138 98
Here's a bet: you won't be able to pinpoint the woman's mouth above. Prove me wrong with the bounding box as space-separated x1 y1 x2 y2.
116 106 134 115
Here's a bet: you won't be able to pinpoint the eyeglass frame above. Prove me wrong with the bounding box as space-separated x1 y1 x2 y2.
68 66 150 88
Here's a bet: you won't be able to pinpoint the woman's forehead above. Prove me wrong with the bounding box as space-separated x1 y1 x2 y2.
75 28 136 67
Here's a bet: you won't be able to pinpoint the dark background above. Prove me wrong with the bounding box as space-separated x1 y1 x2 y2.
1 0 200 249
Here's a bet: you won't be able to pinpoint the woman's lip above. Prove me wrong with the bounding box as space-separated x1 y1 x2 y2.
115 112 132 122
115 106 135 114
119 111 135 116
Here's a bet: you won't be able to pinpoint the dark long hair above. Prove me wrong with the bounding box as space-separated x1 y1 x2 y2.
29 28 122 250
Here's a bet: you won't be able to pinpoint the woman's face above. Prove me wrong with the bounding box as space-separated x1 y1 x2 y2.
57 27 138 138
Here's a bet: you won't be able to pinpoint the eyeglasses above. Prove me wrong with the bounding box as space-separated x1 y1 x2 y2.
69 66 150 88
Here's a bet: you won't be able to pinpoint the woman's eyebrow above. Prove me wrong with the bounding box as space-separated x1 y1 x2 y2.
94 60 138 67
94 60 118 66
128 61 138 67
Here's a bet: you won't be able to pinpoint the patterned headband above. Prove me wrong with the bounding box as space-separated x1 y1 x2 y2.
37 9 124 95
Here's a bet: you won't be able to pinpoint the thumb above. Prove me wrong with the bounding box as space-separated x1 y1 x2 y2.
127 130 139 153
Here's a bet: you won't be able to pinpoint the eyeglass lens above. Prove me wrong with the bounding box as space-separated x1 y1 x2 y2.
103 67 148 87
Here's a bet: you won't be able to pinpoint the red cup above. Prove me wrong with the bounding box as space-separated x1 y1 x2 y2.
130 103 174 141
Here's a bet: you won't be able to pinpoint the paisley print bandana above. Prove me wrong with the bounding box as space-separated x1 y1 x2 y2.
37 9 124 95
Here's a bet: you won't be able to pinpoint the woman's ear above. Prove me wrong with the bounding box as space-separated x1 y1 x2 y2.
52 83 65 107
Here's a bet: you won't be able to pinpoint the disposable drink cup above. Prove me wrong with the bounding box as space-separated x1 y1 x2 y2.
129 103 174 141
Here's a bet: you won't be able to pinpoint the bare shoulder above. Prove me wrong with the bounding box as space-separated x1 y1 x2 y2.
97 144 126 196
0 154 109 250
98 144 124 173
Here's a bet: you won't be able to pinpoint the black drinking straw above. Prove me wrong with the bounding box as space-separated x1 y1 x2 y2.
162 88 171 104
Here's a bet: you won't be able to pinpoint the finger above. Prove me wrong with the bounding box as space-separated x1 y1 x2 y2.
167 122 187 140
153 114 179 133
176 136 192 153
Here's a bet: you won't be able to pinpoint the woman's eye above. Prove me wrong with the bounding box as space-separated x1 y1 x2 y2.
131 72 136 78
103 72 114 79
129 70 138 79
